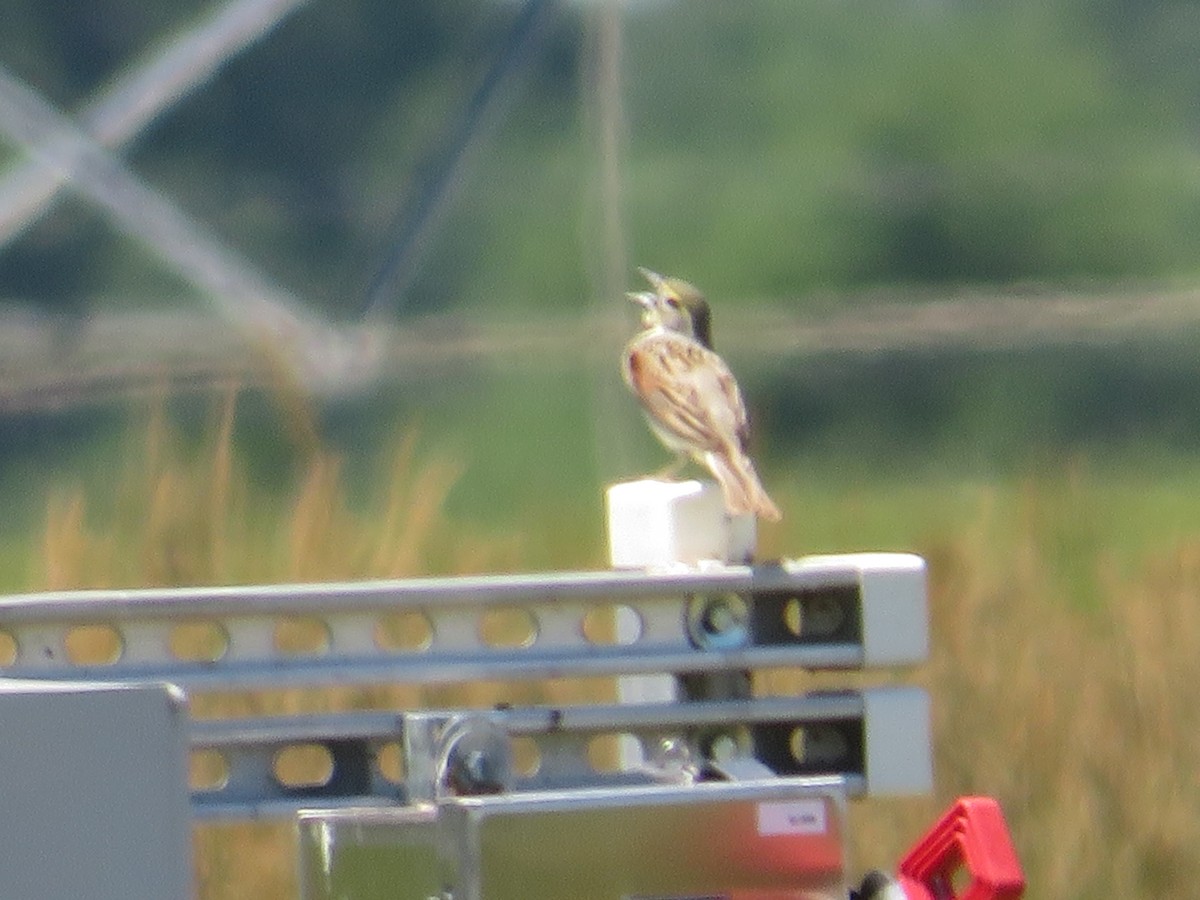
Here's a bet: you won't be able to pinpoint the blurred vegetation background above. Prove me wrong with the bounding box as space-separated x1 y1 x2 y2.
0 0 1198 535
0 0 1198 897
5 0 1200 306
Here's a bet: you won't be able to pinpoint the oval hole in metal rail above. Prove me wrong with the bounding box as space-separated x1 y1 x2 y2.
0 629 14 665
784 595 848 640
581 604 643 645
698 725 753 765
587 732 641 773
374 610 433 652
511 736 542 777
274 616 331 656
787 592 854 643
376 741 406 784
478 607 538 649
789 726 850 767
64 624 123 665
783 598 803 635
189 749 229 792
273 743 335 788
168 620 229 662
685 593 749 650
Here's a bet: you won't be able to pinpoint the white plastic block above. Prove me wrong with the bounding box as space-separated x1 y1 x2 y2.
606 478 757 568
607 478 757 770
856 553 929 666
615 597 678 702
862 686 933 795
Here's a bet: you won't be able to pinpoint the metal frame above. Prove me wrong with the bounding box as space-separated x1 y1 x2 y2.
0 553 930 820
191 688 928 818
0 554 925 688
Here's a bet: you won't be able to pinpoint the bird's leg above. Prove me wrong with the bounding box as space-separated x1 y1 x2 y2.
653 454 688 480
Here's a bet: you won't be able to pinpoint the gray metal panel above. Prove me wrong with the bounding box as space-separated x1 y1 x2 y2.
0 679 192 900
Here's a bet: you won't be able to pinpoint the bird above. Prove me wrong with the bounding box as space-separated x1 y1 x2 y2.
621 268 782 522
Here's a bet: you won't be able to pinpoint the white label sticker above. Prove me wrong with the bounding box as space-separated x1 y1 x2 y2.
756 799 827 836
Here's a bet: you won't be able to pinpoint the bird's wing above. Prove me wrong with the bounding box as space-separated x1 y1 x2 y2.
625 332 749 453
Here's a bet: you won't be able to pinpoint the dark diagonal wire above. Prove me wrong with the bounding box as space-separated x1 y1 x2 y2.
360 0 561 321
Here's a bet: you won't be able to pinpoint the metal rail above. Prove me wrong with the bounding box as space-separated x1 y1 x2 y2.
0 554 926 690
0 553 929 819
188 690 929 818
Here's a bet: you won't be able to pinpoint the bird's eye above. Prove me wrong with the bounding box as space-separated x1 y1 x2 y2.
665 297 681 309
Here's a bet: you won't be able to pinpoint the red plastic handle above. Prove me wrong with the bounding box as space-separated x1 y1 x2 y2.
895 797 1025 900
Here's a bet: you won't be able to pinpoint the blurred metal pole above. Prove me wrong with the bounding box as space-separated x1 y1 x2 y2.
585 0 636 485
580 1 671 760
0 66 376 393
361 0 561 320
0 0 311 248
595 1 627 296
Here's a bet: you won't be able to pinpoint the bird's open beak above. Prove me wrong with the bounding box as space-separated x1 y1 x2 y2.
626 291 655 309
638 267 667 291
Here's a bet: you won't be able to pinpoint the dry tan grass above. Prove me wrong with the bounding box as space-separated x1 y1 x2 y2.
843 482 1200 900
32 390 1200 899
35 387 525 900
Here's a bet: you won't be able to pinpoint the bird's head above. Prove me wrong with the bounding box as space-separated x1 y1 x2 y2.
628 268 713 348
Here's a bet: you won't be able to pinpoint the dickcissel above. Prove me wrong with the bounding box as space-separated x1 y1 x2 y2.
622 268 782 522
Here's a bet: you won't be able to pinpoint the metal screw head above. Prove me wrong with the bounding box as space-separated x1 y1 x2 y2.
436 717 513 797
643 736 699 783
685 593 749 650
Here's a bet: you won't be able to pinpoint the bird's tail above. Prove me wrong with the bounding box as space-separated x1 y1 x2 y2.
705 450 782 522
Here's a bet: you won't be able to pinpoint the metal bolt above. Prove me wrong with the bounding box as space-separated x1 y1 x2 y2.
685 593 749 650
703 600 738 634
437 717 512 797
653 736 692 773
708 732 739 763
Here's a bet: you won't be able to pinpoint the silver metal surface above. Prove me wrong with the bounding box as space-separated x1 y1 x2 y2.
441 777 849 900
298 777 851 900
